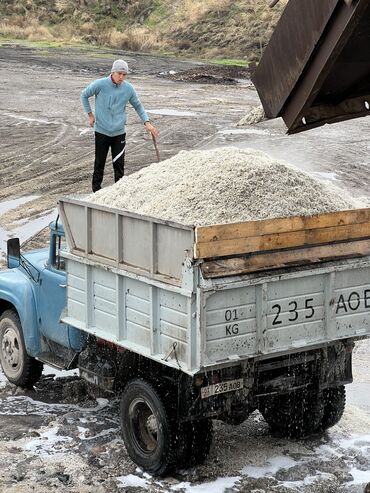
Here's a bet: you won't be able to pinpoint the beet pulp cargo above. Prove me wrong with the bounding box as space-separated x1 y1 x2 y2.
1 197 370 475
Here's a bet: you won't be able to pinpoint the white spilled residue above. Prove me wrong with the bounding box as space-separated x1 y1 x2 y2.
147 108 196 117
3 112 64 125
78 427 118 441
317 428 370 485
79 127 93 136
23 426 73 456
159 70 177 75
348 468 370 485
241 455 298 478
0 394 109 416
0 369 7 388
77 426 89 439
43 365 79 379
117 474 149 488
171 476 241 492
281 472 334 489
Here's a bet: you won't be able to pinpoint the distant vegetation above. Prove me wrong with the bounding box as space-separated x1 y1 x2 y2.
0 0 287 63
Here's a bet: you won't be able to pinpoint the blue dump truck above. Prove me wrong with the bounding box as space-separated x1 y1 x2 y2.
1 196 370 475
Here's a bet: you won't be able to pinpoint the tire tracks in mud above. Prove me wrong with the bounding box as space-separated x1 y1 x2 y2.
0 111 216 231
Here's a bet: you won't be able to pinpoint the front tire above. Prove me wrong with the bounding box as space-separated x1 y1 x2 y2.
120 378 181 476
0 310 43 387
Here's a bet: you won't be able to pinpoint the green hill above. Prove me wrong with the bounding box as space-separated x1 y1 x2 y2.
0 0 287 63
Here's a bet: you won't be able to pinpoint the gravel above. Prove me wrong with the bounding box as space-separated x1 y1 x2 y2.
88 147 360 226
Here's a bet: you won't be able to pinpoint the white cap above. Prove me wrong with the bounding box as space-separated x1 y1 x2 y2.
111 59 129 74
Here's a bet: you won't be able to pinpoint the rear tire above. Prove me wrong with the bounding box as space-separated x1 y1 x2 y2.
321 385 346 430
182 418 213 467
120 378 181 476
260 389 324 438
0 309 43 387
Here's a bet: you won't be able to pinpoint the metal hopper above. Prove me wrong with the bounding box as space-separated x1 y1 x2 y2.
252 0 370 133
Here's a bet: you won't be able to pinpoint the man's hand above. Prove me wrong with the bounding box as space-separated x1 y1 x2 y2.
88 112 95 128
144 121 159 138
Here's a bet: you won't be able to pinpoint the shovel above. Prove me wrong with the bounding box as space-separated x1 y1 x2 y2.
151 134 161 162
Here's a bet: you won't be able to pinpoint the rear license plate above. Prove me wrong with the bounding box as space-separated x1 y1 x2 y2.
200 378 243 399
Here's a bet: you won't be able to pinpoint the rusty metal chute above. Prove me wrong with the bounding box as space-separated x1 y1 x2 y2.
252 0 370 133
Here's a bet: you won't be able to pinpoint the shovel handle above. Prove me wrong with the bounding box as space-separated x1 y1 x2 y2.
151 134 161 162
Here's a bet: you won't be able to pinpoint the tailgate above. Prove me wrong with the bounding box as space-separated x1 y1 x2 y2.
202 260 370 365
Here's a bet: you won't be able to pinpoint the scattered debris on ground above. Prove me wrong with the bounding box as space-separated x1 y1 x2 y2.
163 65 250 85
237 104 267 126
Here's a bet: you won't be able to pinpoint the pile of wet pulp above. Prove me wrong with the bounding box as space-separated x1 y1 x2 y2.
237 105 267 126
89 147 359 226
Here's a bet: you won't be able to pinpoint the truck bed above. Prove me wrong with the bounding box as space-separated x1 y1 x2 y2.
59 198 370 375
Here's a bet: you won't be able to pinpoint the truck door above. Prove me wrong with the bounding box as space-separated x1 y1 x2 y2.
38 232 83 352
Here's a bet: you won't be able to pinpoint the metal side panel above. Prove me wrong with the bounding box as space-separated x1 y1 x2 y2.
204 286 257 364
58 197 195 287
334 268 370 337
203 264 370 365
66 259 87 325
63 261 195 373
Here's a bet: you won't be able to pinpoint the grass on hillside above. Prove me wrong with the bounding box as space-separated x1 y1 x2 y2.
0 0 287 61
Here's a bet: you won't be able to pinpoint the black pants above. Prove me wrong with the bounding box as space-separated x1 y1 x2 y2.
92 132 126 192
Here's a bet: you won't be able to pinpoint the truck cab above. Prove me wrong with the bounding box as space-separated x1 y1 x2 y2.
0 220 86 387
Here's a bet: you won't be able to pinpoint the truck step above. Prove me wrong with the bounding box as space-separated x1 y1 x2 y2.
37 351 76 370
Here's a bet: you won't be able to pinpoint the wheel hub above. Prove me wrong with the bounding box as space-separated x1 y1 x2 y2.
129 398 159 453
1 327 20 369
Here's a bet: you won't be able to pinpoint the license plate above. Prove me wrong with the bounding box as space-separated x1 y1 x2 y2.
200 378 244 399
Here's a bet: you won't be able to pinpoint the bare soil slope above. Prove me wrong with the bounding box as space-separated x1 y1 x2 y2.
0 0 287 61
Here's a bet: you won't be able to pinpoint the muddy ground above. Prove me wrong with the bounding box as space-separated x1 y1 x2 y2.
1 42 370 493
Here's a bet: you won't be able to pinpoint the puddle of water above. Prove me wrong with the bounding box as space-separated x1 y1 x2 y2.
147 108 196 117
0 195 38 215
13 208 57 243
0 195 57 256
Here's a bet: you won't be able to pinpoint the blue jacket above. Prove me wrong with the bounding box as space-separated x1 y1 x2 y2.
80 76 149 137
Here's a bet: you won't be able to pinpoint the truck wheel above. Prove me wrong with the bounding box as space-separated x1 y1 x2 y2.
260 389 324 438
321 385 346 430
0 310 43 387
182 418 213 467
120 378 181 476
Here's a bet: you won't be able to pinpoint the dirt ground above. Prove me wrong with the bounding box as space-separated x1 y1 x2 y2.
0 44 250 216
1 42 369 237
1 42 370 493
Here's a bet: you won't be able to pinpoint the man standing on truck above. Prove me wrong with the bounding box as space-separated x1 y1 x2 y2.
81 59 159 192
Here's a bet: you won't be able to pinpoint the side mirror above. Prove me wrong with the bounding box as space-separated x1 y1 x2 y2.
7 238 20 268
